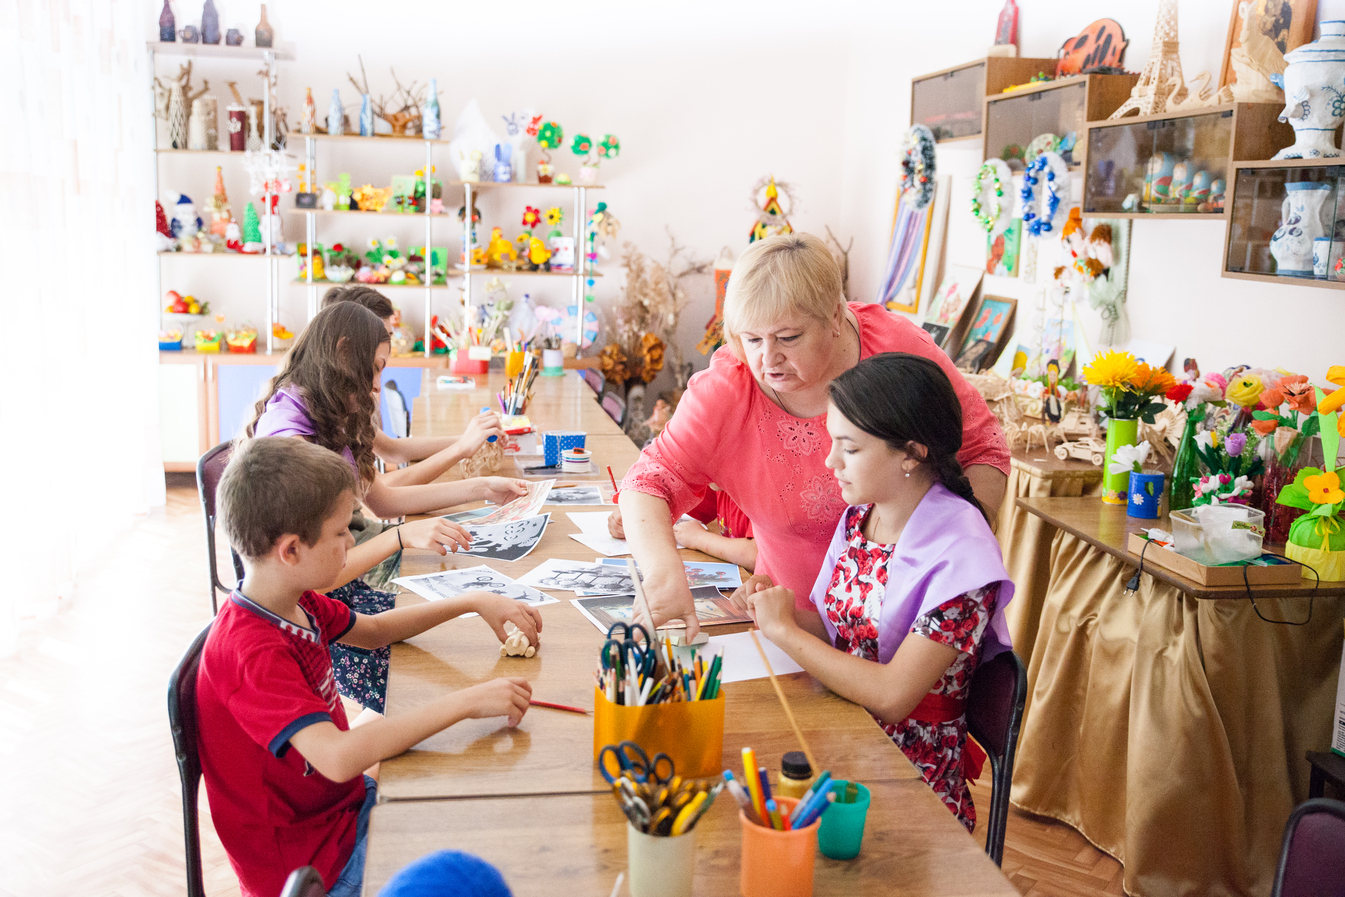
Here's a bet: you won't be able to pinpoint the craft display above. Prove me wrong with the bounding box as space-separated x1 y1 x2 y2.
1055 19 1128 76
1220 1 1311 104
749 176 796 243
327 88 344 136
159 0 175 41
1276 372 1345 579
187 96 218 150
1110 0 1216 119
226 29 242 46
535 120 563 183
987 219 1022 277
1020 152 1068 237
1270 181 1333 276
225 324 258 353
201 0 220 44
899 124 936 209
1271 20 1345 159
155 63 208 149
970 160 1010 233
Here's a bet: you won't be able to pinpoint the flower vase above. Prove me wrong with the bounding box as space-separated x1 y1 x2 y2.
1262 456 1308 546
1168 411 1202 511
1128 472 1165 519
1102 418 1139 505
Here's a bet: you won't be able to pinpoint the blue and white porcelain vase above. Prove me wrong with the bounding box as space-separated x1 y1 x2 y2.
1271 19 1345 159
359 94 374 137
422 78 441 140
1271 182 1333 276
326 89 343 136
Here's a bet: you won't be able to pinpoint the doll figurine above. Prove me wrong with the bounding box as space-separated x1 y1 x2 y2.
1169 161 1193 206
1187 170 1212 207
459 150 482 183
493 144 513 183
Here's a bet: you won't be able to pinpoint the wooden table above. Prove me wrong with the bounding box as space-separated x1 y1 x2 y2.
365 371 1017 895
1006 495 1345 897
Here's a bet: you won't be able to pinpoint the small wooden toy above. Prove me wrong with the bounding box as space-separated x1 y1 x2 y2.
500 621 536 658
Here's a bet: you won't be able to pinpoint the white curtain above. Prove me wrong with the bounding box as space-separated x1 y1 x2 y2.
0 0 163 653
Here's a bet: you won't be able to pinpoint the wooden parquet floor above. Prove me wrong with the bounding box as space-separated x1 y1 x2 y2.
0 475 1126 897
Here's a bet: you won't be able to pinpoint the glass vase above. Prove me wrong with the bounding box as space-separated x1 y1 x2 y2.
1168 410 1202 512
1102 418 1139 505
1261 455 1306 547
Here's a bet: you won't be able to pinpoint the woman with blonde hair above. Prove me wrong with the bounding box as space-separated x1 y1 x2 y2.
618 233 1010 635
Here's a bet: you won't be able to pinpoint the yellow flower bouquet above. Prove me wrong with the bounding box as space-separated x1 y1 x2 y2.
1082 350 1175 423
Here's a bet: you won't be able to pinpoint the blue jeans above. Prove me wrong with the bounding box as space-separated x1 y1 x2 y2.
328 775 378 897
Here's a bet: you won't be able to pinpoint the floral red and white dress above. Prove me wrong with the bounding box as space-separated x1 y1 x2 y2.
822 505 1001 831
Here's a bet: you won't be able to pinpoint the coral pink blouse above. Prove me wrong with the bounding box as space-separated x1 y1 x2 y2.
621 303 1010 605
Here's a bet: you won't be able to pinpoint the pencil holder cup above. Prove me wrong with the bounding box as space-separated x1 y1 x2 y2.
450 351 488 375
542 347 564 375
505 350 525 379
627 822 695 897
593 687 726 779
543 430 586 466
816 781 871 860
1127 471 1164 519
740 797 818 897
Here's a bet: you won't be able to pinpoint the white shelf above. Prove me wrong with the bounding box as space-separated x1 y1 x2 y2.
146 41 295 61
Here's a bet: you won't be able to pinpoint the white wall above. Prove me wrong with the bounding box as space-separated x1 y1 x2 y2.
153 0 1339 385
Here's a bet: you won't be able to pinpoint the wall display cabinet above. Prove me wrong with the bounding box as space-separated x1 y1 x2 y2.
1082 103 1289 218
1223 162 1345 290
910 56 1057 143
983 73 1138 172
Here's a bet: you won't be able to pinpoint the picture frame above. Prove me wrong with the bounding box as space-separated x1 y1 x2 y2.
955 295 1017 373
922 322 951 346
922 264 983 349
876 186 932 311
908 175 952 315
1219 0 1317 98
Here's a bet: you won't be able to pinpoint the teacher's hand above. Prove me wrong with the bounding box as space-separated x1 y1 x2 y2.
640 557 699 641
728 573 775 611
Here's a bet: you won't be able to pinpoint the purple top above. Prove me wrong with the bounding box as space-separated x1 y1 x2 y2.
253 386 358 475
808 483 1015 663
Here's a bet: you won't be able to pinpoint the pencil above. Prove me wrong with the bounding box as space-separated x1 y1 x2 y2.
749 629 820 776
529 699 591 714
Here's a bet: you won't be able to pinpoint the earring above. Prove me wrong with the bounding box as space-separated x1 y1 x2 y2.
904 470 911 478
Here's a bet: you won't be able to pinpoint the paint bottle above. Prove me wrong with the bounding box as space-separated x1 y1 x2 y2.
777 751 814 800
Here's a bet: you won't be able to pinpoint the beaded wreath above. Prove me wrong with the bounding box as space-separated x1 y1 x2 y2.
970 162 1005 233
900 124 937 209
1020 154 1062 237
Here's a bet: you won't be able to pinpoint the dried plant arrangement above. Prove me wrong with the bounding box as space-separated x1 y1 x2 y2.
348 56 426 136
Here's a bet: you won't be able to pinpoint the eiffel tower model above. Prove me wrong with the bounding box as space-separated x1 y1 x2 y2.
1109 0 1186 119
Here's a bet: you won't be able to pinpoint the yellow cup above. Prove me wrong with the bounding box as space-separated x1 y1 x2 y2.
740 796 818 897
505 350 525 379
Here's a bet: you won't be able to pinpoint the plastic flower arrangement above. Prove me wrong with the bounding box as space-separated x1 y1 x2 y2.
571 133 593 157
1252 372 1321 466
544 206 564 228
522 206 541 231
597 134 620 160
1081 350 1172 422
1190 426 1264 504
1276 456 1345 578
1193 473 1255 504
1106 440 1152 476
536 121 563 151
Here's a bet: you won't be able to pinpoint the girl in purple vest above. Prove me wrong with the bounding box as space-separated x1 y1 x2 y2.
744 352 1014 831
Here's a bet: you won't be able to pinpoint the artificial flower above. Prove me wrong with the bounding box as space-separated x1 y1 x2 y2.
1225 374 1264 408
536 121 563 150
1205 372 1229 392
598 134 621 159
1107 441 1152 476
331 242 344 253
1225 432 1247 457
544 207 564 227
1275 426 1300 456
1250 416 1279 436
384 236 398 249
1131 363 1177 396
1305 471 1345 505
522 206 542 229
1319 366 1345 415
1167 382 1193 403
1195 431 1215 451
571 133 593 156
1083 350 1140 390
1188 380 1225 408
368 237 380 249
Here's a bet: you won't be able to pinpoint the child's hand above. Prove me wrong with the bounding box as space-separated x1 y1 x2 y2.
456 410 507 457
672 518 706 550
728 573 774 611
745 585 796 641
462 677 533 727
469 591 543 647
398 518 473 555
607 507 625 540
478 477 529 506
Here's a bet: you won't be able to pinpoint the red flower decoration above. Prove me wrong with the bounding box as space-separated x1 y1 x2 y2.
1166 382 1193 402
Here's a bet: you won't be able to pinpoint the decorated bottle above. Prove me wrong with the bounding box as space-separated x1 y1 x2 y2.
254 3 273 48
327 89 343 136
301 87 316 134
159 0 176 41
201 0 220 44
359 94 373 137
422 78 441 140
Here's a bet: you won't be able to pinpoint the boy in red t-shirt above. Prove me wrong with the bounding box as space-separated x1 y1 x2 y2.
197 437 538 897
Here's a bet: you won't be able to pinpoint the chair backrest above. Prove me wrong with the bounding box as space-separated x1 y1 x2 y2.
966 649 1027 867
168 622 214 897
279 865 328 897
582 367 605 394
196 441 244 614
600 391 626 426
384 379 410 438
1273 798 1345 897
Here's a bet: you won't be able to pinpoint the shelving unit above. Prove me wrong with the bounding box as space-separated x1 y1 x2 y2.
296 131 606 356
1081 102 1288 219
982 73 1138 172
910 56 1057 143
1222 160 1345 291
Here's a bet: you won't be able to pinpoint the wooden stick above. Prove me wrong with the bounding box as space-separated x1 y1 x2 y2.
749 629 819 776
625 558 667 677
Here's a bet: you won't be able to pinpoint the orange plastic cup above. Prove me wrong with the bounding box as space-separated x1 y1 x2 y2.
505 350 525 379
740 796 819 897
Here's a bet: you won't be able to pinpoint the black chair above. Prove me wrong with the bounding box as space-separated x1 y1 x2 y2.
1308 750 1345 799
1272 798 1345 897
168 623 214 897
279 866 328 897
966 649 1027 867
197 442 244 614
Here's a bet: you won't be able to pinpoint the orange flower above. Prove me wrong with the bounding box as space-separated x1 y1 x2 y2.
1305 470 1345 505
1130 362 1177 398
1250 417 1279 436
1263 374 1315 414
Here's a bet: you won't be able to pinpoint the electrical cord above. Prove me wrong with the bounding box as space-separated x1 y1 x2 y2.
1242 551 1318 626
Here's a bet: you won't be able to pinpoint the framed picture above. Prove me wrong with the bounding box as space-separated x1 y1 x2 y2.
876 187 932 310
922 322 950 346
987 218 1021 277
923 264 983 336
1219 0 1317 100
904 175 953 315
955 295 1017 373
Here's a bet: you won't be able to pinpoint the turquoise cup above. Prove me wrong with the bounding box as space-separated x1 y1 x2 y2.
816 781 871 860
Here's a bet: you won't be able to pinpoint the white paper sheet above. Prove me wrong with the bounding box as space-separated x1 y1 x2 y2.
707 630 804 683
569 532 632 557
391 564 559 616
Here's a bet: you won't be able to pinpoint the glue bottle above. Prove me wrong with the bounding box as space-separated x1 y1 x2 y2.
777 751 814 800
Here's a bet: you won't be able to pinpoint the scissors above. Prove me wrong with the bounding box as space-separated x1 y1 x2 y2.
598 740 676 787
601 622 656 679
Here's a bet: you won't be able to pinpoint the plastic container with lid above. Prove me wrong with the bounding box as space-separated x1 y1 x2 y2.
776 751 815 800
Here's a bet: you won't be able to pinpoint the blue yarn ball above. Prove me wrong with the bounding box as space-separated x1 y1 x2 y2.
379 851 513 897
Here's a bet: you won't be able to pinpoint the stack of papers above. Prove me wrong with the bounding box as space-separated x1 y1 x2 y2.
392 564 559 614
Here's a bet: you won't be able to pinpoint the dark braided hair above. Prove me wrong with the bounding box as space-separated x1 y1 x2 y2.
828 352 988 523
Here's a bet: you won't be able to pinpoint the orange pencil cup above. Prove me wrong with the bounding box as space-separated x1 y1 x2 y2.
592 687 725 779
505 350 525 379
740 797 818 897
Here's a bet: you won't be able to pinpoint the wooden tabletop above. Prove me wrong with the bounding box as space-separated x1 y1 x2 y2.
364 781 1020 896
1016 496 1345 598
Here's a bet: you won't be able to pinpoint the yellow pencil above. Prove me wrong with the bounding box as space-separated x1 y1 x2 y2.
742 747 767 821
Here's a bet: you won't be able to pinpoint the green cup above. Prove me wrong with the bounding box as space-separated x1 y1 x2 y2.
817 781 871 860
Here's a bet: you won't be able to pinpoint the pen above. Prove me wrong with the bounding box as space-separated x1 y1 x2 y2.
528 699 590 714
480 407 498 442
742 748 767 821
792 792 836 829
722 771 761 824
757 767 774 808
765 798 783 831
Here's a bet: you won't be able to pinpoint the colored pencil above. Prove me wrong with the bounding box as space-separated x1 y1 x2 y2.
528 699 590 714
749 629 820 776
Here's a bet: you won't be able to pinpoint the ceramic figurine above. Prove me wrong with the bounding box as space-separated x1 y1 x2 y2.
187 98 209 150
201 0 220 44
1187 170 1212 207
171 194 203 239
422 78 441 140
527 237 552 270
245 105 262 151
1270 181 1333 276
1272 20 1345 159
179 24 199 42
159 0 176 41
359 94 373 137
327 89 344 136
254 4 274 48
1169 161 1193 206
1209 178 1226 210
225 28 242 45
493 144 513 183
458 150 482 183
300 87 316 134
1143 152 1175 203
